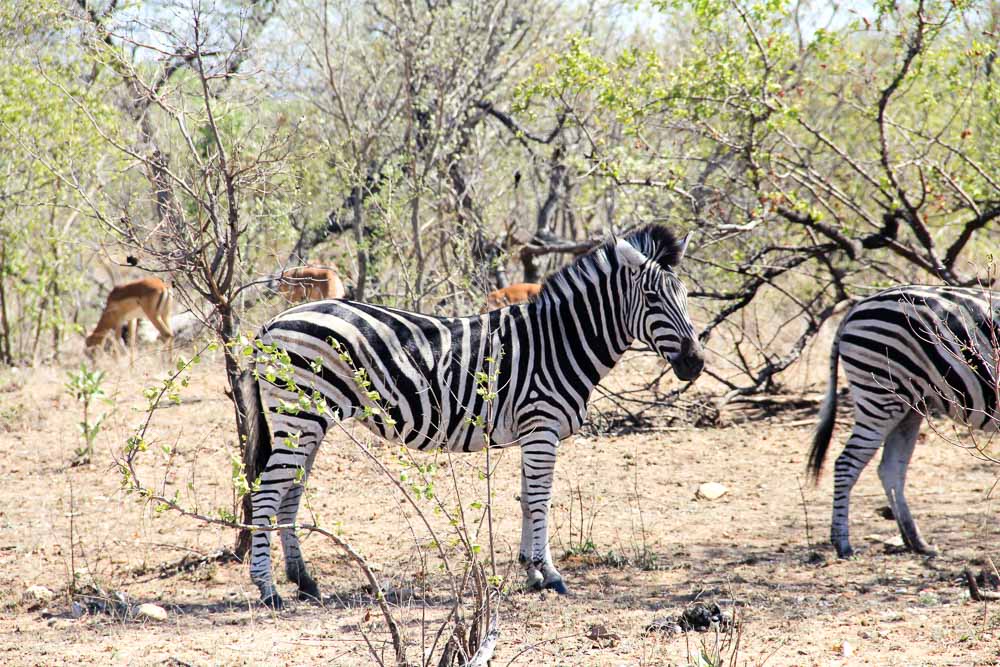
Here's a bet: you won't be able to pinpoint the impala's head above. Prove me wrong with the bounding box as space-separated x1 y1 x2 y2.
616 225 704 382
83 332 102 359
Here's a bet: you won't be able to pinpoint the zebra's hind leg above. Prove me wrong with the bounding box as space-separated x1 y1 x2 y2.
878 410 936 556
278 445 323 602
831 416 898 558
250 441 319 608
249 493 283 609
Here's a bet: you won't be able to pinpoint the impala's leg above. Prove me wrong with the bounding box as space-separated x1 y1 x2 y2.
278 439 322 601
111 328 128 358
878 410 936 555
127 320 137 367
832 406 903 558
141 295 173 361
518 430 566 593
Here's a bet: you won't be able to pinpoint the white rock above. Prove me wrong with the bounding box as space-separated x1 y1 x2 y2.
839 640 853 658
864 533 904 547
696 482 728 501
136 603 168 622
23 585 54 607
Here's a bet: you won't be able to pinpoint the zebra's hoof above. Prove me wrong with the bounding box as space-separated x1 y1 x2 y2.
544 579 568 595
914 544 938 558
261 593 284 610
834 545 854 559
297 579 322 603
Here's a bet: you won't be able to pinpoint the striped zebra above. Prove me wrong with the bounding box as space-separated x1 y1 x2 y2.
809 285 1000 558
240 224 705 608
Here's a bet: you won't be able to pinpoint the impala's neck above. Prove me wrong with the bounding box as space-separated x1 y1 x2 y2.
86 304 126 346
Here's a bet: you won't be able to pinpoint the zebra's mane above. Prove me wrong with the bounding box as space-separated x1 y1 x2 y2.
534 224 683 306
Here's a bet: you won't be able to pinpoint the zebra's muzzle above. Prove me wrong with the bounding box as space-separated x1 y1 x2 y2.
670 337 705 381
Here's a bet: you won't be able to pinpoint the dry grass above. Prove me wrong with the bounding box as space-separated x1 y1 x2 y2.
1 342 999 666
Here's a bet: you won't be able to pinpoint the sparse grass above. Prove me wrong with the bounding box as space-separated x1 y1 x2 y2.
1 353 999 665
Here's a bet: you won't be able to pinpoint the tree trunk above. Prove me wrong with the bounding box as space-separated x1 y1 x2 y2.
216 306 255 559
353 185 368 302
0 241 11 365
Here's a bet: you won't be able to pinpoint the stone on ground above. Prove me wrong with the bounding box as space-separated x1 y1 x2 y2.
696 482 728 500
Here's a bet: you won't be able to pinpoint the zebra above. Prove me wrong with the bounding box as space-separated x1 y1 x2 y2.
239 224 705 608
808 285 999 558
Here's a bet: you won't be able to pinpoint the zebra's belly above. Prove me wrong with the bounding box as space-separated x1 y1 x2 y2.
257 346 520 454
841 351 998 432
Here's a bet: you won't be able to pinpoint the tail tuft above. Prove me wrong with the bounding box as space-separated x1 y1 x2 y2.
807 322 844 483
235 368 271 559
240 368 271 486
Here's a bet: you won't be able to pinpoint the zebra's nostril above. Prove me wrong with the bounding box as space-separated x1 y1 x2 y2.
679 337 703 363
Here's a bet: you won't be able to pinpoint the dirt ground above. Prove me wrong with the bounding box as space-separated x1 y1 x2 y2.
1 340 1000 666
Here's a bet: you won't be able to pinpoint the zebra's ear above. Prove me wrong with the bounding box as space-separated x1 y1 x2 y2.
615 238 648 267
674 232 691 266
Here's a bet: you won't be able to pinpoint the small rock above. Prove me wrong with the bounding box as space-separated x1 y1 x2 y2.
71 602 85 619
136 603 168 622
838 640 853 658
696 482 728 501
644 617 682 635
22 585 54 608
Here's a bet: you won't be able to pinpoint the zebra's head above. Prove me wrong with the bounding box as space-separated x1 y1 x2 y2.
616 226 705 381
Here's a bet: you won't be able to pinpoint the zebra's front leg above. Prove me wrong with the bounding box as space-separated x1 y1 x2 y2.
519 482 543 590
518 432 566 594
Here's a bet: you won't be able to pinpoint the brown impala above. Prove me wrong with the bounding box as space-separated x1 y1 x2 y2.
85 277 174 360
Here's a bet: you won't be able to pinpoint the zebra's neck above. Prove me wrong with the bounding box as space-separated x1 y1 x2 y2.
527 256 636 389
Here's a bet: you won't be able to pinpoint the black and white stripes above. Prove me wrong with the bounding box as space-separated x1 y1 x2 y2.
809 285 999 558
243 224 705 607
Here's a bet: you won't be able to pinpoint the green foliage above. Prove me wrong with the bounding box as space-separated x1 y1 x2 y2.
65 364 110 465
0 6 116 366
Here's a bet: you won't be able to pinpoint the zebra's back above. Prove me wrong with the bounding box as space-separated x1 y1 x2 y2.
839 285 999 430
258 298 531 452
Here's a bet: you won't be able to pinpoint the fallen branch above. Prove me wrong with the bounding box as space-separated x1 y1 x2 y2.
463 614 500 667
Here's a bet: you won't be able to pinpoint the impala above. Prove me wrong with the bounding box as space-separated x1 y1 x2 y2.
274 266 346 303
85 277 174 360
482 282 542 313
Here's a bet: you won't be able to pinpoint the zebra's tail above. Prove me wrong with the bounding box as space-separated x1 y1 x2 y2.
236 368 271 558
808 316 846 483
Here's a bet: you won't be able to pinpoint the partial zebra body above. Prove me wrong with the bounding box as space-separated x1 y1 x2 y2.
244 225 705 608
809 285 999 558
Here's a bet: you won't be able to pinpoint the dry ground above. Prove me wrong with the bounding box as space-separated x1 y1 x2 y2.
1 341 999 666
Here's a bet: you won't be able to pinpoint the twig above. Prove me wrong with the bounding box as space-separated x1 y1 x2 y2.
964 567 1000 601
796 475 812 548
